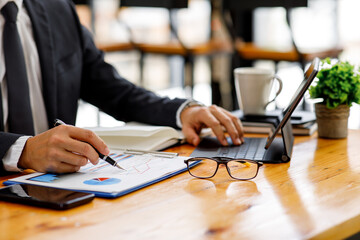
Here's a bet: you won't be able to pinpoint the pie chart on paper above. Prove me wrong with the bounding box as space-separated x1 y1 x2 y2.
83 177 121 185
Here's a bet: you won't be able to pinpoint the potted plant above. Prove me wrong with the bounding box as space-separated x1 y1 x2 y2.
309 58 360 138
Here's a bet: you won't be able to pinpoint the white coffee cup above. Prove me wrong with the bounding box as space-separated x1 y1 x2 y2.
234 67 283 115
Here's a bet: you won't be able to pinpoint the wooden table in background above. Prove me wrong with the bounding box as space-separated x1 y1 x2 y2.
1 130 360 240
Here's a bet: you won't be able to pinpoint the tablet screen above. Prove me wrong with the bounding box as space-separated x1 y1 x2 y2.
265 58 320 149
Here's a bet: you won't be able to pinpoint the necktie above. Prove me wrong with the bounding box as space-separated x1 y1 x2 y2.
2 2 34 135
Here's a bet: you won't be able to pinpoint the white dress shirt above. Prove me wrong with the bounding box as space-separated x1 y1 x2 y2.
0 0 48 171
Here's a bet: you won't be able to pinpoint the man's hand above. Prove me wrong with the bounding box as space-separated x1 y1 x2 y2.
180 104 245 146
18 125 109 173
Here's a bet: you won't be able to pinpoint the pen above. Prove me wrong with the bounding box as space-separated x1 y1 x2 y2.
54 119 126 171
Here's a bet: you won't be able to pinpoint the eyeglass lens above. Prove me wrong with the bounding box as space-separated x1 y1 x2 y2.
187 158 259 180
227 160 259 179
187 158 218 178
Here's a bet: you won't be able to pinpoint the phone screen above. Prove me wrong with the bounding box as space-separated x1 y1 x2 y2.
0 184 95 210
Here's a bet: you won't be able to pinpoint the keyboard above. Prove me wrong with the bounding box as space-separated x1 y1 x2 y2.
218 137 267 160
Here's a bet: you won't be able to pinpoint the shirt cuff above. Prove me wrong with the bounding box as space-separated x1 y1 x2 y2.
3 136 31 172
176 99 205 129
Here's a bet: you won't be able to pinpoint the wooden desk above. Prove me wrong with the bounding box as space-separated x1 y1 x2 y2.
1 131 360 240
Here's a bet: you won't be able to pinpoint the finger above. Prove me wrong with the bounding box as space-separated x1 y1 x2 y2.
223 110 245 143
210 122 228 146
64 138 100 165
234 117 245 142
46 161 82 174
208 106 242 145
50 125 100 165
54 149 90 167
198 111 228 146
41 145 89 170
66 126 109 156
182 125 201 146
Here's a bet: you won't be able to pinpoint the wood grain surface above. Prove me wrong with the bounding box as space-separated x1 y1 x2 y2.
1 131 359 240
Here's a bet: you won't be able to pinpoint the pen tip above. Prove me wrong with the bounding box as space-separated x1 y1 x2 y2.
116 164 126 171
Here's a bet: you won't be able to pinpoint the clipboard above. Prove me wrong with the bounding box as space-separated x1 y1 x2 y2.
4 151 195 198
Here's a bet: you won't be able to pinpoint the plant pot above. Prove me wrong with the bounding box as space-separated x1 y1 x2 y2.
315 103 350 139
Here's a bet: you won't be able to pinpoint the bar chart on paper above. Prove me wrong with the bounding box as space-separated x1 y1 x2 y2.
4 152 190 198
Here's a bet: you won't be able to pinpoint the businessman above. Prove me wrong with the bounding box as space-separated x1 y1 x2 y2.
0 0 244 175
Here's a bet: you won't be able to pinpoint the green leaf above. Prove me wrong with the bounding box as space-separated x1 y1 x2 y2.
310 58 360 109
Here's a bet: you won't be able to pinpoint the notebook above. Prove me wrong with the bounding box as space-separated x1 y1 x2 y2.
191 57 320 163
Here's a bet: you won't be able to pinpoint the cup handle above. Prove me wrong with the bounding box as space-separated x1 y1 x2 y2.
264 75 283 109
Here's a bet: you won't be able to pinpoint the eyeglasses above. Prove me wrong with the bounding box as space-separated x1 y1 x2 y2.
184 157 263 180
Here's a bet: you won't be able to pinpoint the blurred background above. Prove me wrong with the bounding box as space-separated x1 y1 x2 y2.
73 0 360 129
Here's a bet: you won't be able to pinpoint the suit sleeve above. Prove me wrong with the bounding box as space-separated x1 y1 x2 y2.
78 26 186 128
39 0 186 127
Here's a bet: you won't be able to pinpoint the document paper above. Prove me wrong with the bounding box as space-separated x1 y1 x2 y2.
6 151 190 198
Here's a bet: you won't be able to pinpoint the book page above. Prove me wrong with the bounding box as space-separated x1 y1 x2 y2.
89 125 179 137
88 125 181 151
8 151 190 196
87 123 213 151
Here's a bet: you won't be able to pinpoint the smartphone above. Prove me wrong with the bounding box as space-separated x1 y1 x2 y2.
0 184 95 210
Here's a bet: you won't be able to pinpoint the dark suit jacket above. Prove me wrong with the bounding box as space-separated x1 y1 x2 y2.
0 0 186 174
